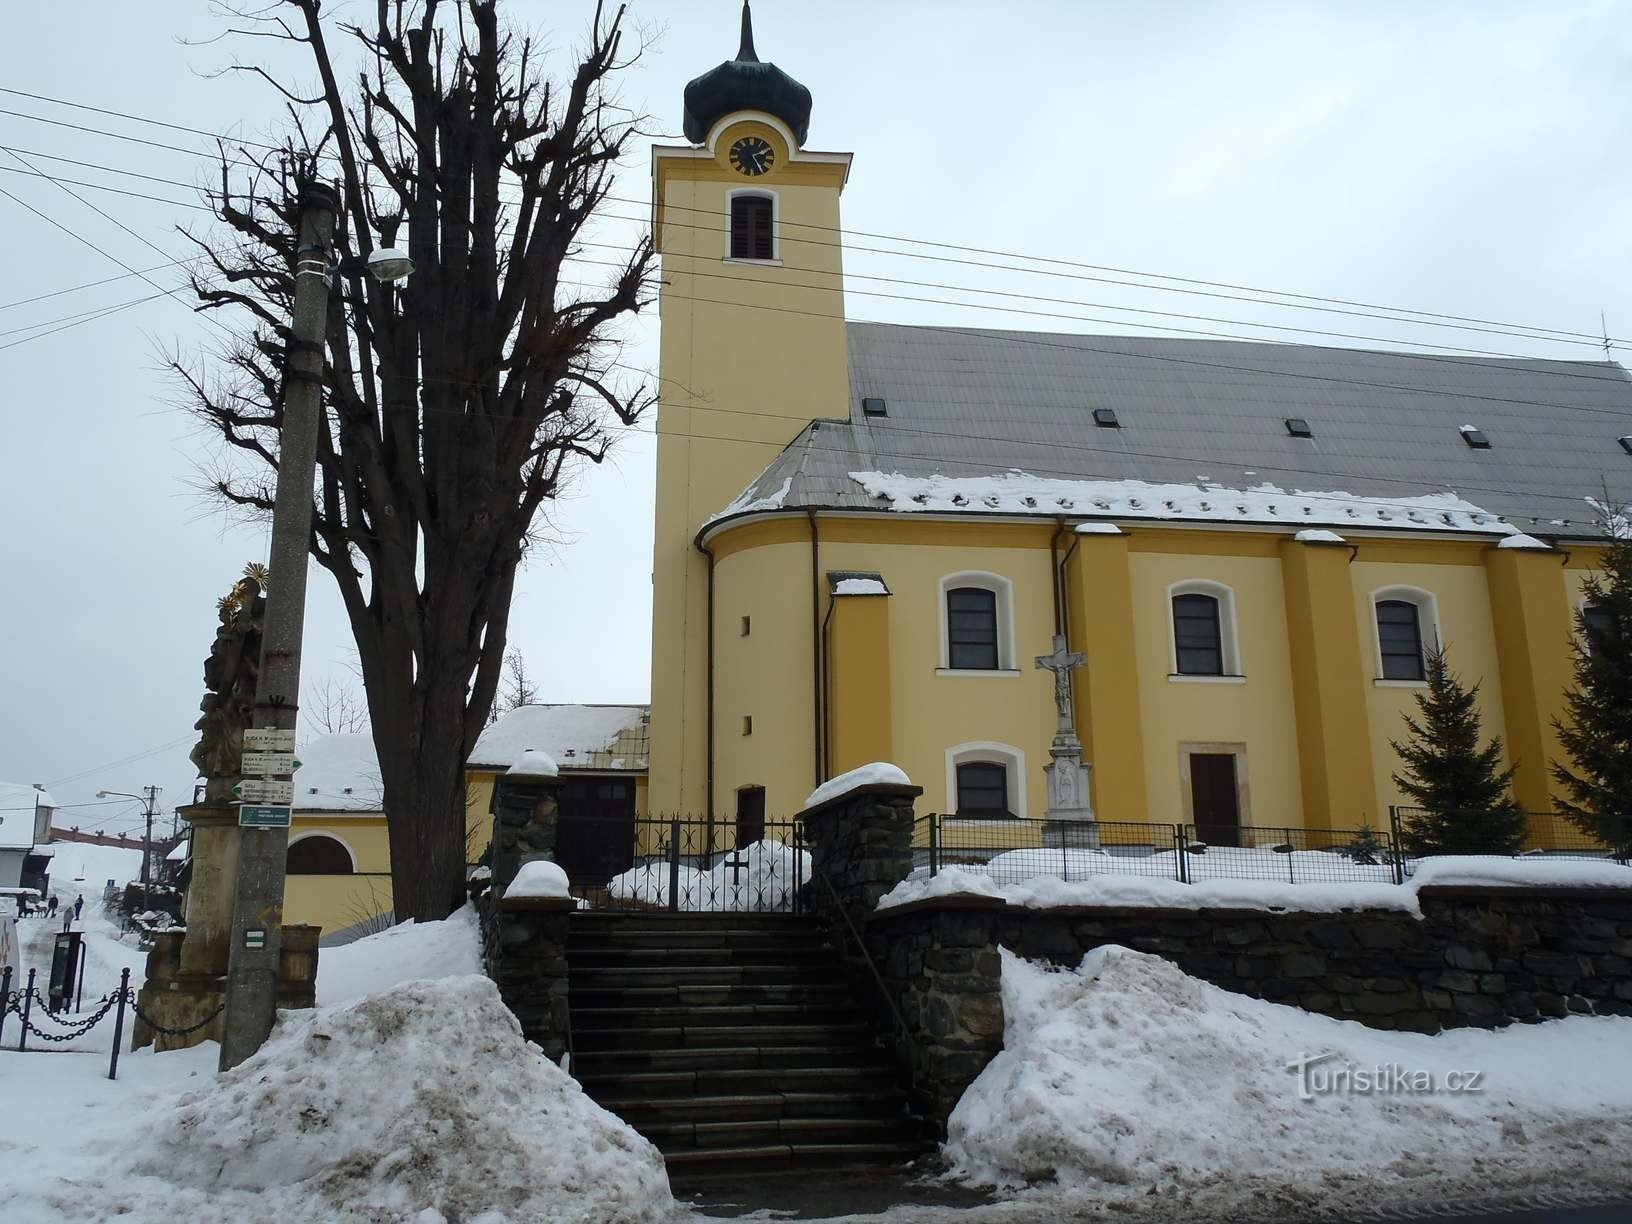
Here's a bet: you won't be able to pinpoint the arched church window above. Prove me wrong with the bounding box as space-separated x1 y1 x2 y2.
955 761 1010 818
287 834 355 875
729 193 774 260
1376 599 1427 681
946 587 1000 670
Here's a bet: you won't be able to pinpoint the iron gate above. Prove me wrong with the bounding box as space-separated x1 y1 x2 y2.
558 814 807 913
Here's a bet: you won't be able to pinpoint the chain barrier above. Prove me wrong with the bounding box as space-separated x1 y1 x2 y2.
15 988 123 1043
125 993 225 1038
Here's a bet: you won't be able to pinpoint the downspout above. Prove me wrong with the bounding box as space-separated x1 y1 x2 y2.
1049 517 1069 637
699 538 717 821
1054 517 1082 647
808 510 824 788
822 594 838 782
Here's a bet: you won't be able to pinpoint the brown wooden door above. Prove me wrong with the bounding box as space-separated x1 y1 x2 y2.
1189 754 1240 848
736 786 766 848
555 777 636 882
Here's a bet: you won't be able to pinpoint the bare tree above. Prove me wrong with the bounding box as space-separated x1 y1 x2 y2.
306 674 371 737
171 0 656 920
501 646 538 713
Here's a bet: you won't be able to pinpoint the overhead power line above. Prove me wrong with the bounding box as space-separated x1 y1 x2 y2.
0 85 1621 347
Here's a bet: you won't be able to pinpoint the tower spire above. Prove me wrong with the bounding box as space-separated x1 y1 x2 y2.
738 2 758 63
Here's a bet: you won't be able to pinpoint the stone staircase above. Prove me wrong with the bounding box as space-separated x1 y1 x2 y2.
567 912 930 1178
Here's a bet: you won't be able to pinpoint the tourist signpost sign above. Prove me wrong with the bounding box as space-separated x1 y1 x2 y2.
239 805 293 829
237 729 298 825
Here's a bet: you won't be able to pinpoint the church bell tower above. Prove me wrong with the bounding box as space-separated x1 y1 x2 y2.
646 2 853 815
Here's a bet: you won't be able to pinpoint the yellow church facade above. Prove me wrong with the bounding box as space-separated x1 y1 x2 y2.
646 10 1624 839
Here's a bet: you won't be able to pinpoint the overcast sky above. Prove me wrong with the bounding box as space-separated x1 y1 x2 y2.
3 1 1630 837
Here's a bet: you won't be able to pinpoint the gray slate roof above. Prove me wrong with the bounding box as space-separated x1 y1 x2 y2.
712 323 1632 542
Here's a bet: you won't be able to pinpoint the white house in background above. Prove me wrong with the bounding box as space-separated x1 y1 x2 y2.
0 783 56 895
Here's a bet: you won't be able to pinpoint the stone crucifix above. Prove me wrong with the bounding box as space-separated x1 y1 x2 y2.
1034 634 1085 733
1034 633 1095 832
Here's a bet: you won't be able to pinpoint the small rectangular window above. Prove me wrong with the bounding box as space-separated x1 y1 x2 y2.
1460 426 1491 449
955 761 1010 817
1285 418 1312 438
740 615 751 637
861 397 888 417
742 715 753 736
946 587 1000 669
1376 600 1426 680
1092 408 1119 428
1618 436 1632 456
729 194 773 260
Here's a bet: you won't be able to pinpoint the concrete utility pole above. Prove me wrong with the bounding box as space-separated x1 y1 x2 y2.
219 180 340 1072
140 785 159 909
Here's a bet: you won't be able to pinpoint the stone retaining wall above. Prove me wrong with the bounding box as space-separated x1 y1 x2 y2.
865 888 1632 1129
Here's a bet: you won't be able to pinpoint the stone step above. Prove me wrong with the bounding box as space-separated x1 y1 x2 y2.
571 1003 867 1029
659 1141 931 1179
577 1064 897 1100
570 964 843 990
567 927 824 951
567 945 834 969
570 982 852 1012
572 1042 891 1074
571 914 818 934
573 1022 875 1053
640 1115 909 1151
592 1089 909 1126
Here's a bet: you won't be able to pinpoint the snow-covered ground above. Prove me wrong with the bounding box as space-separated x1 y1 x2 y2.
2 905 676 1224
944 946 1632 1220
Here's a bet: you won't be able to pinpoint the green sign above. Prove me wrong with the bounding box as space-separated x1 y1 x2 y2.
239 804 293 828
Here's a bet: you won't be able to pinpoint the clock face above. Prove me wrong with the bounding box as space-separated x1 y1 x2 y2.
729 135 775 177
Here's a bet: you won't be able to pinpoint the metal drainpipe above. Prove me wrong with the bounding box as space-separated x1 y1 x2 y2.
821 592 838 780
808 511 824 787
697 537 717 821
1054 518 1082 647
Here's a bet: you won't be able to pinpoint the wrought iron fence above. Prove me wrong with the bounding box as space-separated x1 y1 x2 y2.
1391 807 1632 863
559 814 809 913
917 816 1187 883
909 810 1631 892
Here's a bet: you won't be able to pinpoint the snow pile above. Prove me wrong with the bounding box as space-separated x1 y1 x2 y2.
804 761 912 808
508 747 560 778
1496 533 1552 550
878 864 1417 915
848 471 1516 535
1294 528 1346 544
833 576 889 595
710 475 793 523
127 976 672 1223
1073 521 1124 535
946 946 1632 1198
507 859 571 900
315 904 481 1007
1409 855 1632 890
605 839 810 912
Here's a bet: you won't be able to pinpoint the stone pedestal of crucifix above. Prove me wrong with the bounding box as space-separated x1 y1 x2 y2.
1034 634 1097 847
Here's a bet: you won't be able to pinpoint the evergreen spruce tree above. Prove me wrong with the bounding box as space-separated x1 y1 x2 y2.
1552 527 1632 859
1341 823 1388 866
1391 648 1526 855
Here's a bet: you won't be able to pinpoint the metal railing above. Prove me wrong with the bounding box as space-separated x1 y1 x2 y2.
561 814 809 913
910 810 1632 890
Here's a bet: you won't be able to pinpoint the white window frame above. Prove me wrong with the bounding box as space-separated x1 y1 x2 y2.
1370 585 1441 687
936 571 1019 675
724 187 780 265
945 741 1028 820
286 830 358 873
1166 579 1244 682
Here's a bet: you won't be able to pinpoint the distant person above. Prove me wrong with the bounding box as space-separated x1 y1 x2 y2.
72 895 83 921
14 895 25 918
47 895 59 918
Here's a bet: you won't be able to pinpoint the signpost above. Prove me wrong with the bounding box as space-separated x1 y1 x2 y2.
239 805 293 829
243 728 296 753
241 751 298 776
234 779 295 805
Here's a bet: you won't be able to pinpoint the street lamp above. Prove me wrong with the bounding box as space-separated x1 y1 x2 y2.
332 247 414 286
95 787 159 912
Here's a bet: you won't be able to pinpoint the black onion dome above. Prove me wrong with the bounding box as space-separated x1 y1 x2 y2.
682 2 812 147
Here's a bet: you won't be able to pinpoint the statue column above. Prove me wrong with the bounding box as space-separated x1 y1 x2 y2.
1034 634 1094 842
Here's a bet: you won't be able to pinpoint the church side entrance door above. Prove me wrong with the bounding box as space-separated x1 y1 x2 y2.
1188 753 1240 848
735 786 766 848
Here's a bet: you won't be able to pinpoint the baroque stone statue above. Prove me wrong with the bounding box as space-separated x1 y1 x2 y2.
190 564 268 803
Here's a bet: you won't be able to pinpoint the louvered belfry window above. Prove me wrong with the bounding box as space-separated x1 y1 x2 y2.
730 194 774 260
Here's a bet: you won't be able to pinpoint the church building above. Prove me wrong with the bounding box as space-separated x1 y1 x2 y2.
646 5 1629 841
